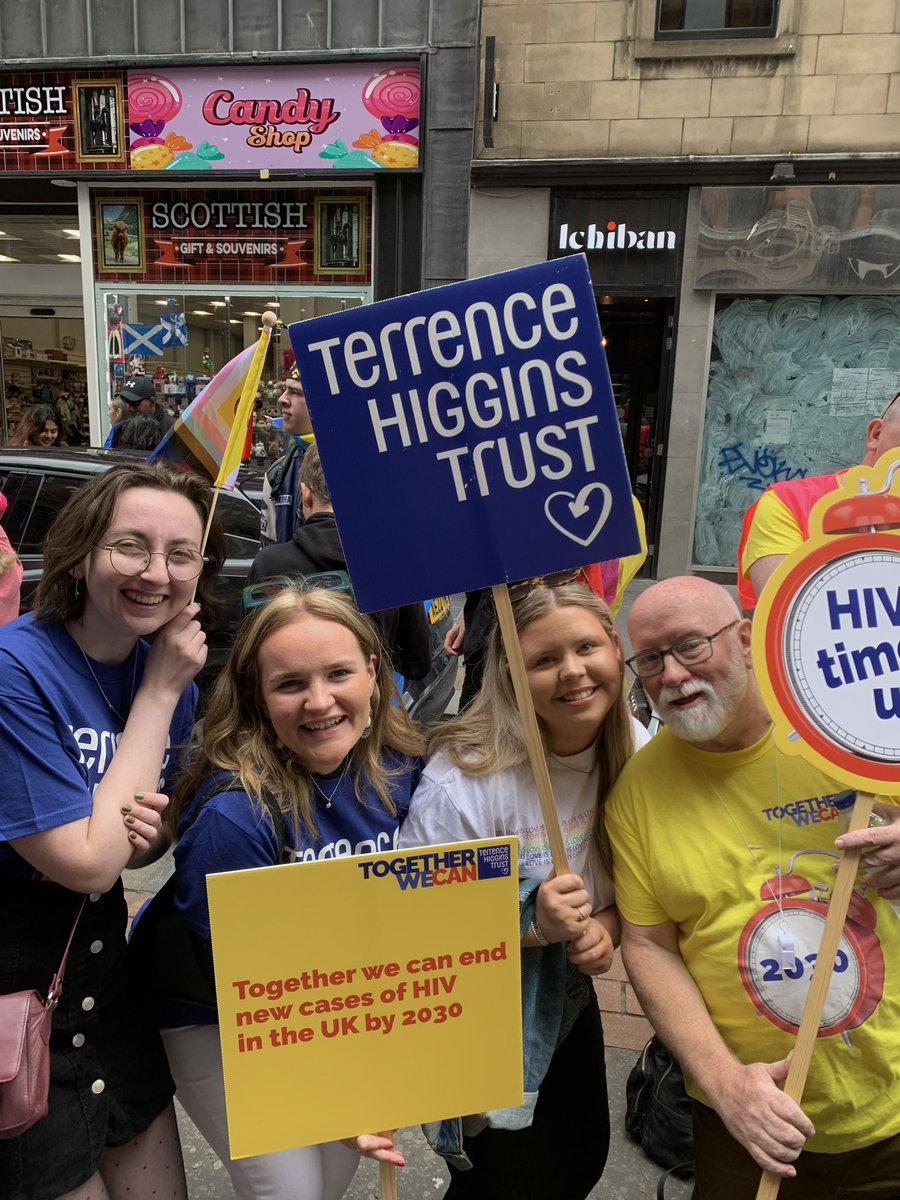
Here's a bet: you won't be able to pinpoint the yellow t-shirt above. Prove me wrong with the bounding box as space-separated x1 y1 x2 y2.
606 727 900 1153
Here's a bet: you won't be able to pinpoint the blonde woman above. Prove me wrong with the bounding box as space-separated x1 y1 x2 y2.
152 586 423 1199
401 580 648 1199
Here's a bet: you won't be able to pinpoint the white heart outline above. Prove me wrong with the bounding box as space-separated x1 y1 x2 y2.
544 483 613 547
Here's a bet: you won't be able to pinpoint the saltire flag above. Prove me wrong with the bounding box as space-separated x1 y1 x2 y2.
148 321 272 489
122 323 166 356
160 311 188 346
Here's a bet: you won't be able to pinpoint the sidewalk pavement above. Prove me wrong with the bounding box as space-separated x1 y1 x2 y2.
126 578 698 1198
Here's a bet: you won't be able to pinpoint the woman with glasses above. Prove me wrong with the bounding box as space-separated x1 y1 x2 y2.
143 585 421 1199
400 579 649 1199
0 462 225 1200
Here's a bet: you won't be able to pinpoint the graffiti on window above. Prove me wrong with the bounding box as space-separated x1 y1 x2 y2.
693 294 900 569
717 443 809 493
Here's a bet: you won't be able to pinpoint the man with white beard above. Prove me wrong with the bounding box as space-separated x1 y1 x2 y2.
605 576 900 1199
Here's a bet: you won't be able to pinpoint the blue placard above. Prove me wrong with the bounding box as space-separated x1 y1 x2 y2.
289 256 639 612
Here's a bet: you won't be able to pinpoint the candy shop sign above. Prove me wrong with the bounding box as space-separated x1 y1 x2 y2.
125 63 421 172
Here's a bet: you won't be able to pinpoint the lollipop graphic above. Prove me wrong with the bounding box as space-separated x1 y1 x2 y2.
362 67 420 136
128 74 182 124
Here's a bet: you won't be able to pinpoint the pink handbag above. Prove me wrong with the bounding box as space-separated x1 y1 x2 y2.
0 899 84 1139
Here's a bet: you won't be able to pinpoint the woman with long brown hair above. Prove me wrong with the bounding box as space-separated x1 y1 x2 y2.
153 585 422 1199
0 461 225 1200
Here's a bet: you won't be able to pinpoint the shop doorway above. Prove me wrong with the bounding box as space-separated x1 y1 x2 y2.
597 295 674 574
0 306 87 445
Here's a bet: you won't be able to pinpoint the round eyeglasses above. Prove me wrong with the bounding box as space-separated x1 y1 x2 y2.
625 620 740 679
98 539 207 582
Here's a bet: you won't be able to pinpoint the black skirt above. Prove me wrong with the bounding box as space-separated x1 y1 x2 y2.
0 877 175 1200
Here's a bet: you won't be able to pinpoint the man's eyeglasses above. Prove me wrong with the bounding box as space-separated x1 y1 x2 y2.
625 620 740 679
506 568 589 605
99 540 207 582
879 391 900 420
242 570 354 612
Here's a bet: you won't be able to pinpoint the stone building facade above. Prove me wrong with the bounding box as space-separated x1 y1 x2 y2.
470 0 900 580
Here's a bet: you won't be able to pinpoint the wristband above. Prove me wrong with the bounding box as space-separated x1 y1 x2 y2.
529 916 550 947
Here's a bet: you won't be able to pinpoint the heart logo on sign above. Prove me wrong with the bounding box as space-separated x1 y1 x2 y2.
544 484 613 547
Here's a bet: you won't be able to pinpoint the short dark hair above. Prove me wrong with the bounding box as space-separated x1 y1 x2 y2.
32 462 225 626
111 412 162 451
299 443 329 505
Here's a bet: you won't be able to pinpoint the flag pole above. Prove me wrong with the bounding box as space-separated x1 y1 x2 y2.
192 311 277 600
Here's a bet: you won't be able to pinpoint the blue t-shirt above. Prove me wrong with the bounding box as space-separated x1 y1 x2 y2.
174 755 424 939
0 614 197 877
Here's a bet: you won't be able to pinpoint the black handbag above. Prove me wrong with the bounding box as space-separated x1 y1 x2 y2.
625 1036 694 1185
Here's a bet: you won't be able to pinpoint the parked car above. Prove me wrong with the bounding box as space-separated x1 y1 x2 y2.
0 447 456 721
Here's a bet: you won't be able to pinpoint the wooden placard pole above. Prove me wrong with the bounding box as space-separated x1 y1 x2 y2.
491 583 569 875
755 790 875 1200
379 1131 399 1200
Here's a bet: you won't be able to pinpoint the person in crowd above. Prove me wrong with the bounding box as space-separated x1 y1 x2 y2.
444 497 648 711
116 376 175 436
401 577 647 1199
103 396 127 447
606 576 900 1197
260 369 313 545
247 443 432 685
148 586 421 1199
738 388 900 609
8 403 62 446
0 462 225 1200
110 412 163 452
0 489 21 625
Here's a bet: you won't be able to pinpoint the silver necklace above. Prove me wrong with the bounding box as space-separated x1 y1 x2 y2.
310 758 351 810
75 640 138 725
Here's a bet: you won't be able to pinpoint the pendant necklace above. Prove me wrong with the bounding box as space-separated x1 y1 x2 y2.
311 757 351 810
75 639 139 725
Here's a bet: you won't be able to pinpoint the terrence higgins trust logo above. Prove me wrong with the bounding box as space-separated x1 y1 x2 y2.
357 844 512 891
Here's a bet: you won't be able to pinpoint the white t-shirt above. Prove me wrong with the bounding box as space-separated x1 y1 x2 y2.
398 715 649 910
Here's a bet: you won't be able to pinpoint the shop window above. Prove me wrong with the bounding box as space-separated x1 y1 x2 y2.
656 0 778 39
692 294 900 571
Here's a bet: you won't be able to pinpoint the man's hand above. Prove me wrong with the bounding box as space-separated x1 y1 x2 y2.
708 1056 815 1177
835 805 900 899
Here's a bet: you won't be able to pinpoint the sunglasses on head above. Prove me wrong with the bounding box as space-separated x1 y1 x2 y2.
505 567 589 605
242 570 355 612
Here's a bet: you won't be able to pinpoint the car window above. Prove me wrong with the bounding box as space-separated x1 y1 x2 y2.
1 470 40 549
216 490 261 558
19 473 83 554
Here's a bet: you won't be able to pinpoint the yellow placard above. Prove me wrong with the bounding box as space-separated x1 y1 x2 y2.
207 837 523 1159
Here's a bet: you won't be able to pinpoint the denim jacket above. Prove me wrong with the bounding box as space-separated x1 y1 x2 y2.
423 876 591 1170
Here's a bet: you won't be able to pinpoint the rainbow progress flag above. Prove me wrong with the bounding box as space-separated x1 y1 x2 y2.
149 325 271 489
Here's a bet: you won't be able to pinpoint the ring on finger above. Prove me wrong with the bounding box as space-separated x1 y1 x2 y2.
576 905 586 922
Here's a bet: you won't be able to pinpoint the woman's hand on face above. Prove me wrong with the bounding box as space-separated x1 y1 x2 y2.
566 917 615 976
142 602 207 698
341 1134 405 1167
121 791 169 857
535 872 592 943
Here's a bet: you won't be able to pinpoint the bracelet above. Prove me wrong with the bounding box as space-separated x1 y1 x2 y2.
529 916 550 947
